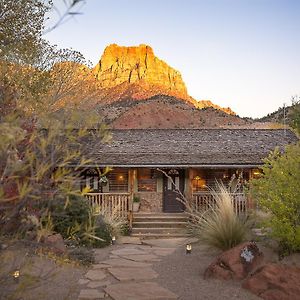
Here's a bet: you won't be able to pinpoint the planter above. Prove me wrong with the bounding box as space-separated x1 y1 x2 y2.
132 202 140 212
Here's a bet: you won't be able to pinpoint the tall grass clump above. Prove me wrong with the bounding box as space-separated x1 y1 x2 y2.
191 182 248 250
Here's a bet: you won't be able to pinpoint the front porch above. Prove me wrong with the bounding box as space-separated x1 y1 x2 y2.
83 167 255 218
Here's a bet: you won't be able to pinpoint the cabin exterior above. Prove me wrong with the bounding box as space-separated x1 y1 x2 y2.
76 129 298 219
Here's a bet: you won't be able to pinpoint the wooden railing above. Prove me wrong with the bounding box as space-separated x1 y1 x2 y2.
191 192 247 214
85 193 131 218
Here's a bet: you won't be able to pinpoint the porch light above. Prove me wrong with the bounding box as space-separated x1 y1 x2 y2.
13 270 20 282
186 244 192 254
118 175 124 181
112 236 116 245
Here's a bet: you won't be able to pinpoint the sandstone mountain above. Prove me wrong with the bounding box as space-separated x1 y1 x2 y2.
92 44 234 115
52 44 257 128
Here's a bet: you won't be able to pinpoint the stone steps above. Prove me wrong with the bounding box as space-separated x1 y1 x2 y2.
133 221 187 228
131 212 190 238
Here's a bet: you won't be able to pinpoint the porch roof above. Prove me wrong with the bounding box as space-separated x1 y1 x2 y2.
82 129 298 167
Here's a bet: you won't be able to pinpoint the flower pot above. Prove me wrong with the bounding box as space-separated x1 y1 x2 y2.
132 202 140 212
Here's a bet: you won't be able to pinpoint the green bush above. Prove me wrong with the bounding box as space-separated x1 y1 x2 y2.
190 183 248 250
250 143 300 255
49 195 90 240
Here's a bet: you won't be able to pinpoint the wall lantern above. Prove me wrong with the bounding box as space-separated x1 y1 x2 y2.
99 175 108 186
186 244 192 254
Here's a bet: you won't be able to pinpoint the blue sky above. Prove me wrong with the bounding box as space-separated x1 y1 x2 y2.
45 0 300 118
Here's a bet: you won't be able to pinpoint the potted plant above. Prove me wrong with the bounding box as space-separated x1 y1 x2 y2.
132 196 140 212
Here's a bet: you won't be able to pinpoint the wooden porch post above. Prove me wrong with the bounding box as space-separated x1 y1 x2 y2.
128 168 136 230
187 168 194 205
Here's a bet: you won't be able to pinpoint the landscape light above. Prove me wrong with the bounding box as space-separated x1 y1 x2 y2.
186 244 192 254
112 236 116 245
13 270 20 282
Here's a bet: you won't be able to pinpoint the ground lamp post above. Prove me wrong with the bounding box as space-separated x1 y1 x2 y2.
186 243 192 254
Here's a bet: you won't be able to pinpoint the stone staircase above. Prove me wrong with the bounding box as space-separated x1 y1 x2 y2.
131 212 190 238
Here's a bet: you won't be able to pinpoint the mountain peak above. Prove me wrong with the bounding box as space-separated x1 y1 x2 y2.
93 43 188 97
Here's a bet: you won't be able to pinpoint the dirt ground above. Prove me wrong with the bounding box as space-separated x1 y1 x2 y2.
1 238 299 300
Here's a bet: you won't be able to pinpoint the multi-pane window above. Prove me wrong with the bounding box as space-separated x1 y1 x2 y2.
107 168 128 192
137 168 157 192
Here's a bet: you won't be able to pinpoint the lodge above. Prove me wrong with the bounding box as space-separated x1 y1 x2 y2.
73 129 298 223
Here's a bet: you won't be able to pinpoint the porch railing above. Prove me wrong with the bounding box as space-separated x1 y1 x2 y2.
85 193 131 218
191 192 247 214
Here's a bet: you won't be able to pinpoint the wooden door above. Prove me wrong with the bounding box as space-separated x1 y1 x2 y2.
163 169 185 212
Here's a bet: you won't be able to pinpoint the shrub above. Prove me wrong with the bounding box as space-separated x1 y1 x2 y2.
250 143 300 255
49 195 90 240
98 207 126 236
190 182 248 250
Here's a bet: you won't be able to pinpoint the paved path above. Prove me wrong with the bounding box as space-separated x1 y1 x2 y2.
77 238 194 300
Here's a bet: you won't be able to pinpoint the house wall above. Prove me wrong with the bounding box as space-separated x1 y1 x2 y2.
135 172 164 212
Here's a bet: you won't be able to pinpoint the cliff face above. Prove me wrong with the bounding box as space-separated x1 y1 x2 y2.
92 44 235 115
93 44 187 97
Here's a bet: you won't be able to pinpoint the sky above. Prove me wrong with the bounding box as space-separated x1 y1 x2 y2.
45 0 300 118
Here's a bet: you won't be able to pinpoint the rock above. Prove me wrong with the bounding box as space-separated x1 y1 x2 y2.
108 267 159 281
93 44 187 97
242 263 300 300
92 264 110 269
204 242 264 280
100 258 152 268
87 280 111 288
43 234 66 254
117 236 142 245
78 279 90 285
92 44 235 115
120 254 160 262
105 282 178 300
85 269 106 281
111 247 148 256
78 289 106 299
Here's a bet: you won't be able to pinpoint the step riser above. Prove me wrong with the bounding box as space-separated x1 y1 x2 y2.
134 217 187 223
131 228 189 235
131 213 190 238
131 233 191 238
133 222 187 229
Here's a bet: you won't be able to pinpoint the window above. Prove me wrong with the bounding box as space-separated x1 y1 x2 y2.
108 168 128 192
83 169 100 192
137 168 157 192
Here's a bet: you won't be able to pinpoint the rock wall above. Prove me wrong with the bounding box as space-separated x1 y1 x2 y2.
136 192 163 212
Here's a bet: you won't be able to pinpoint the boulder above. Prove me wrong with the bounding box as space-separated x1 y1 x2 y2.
204 241 264 280
43 233 66 254
243 263 300 300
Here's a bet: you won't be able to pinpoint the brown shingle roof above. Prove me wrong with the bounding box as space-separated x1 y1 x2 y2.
83 129 298 167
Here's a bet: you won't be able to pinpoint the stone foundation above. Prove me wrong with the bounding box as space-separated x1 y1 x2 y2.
136 192 163 212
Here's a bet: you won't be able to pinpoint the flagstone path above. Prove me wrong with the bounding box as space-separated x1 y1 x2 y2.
77 238 192 300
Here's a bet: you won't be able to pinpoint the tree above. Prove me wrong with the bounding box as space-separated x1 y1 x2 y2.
0 0 108 240
290 96 300 135
250 143 300 255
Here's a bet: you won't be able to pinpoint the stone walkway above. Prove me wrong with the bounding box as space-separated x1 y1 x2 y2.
77 238 193 300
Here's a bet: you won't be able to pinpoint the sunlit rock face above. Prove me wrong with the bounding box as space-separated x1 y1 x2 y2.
93 44 235 115
93 44 187 96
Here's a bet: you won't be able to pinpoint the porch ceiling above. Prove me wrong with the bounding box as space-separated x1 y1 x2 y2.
80 129 298 167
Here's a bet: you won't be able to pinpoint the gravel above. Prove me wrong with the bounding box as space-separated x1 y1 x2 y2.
152 243 260 300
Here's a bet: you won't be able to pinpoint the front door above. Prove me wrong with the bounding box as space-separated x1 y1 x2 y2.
163 169 185 212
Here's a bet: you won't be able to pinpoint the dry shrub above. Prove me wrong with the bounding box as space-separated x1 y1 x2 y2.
190 182 248 250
